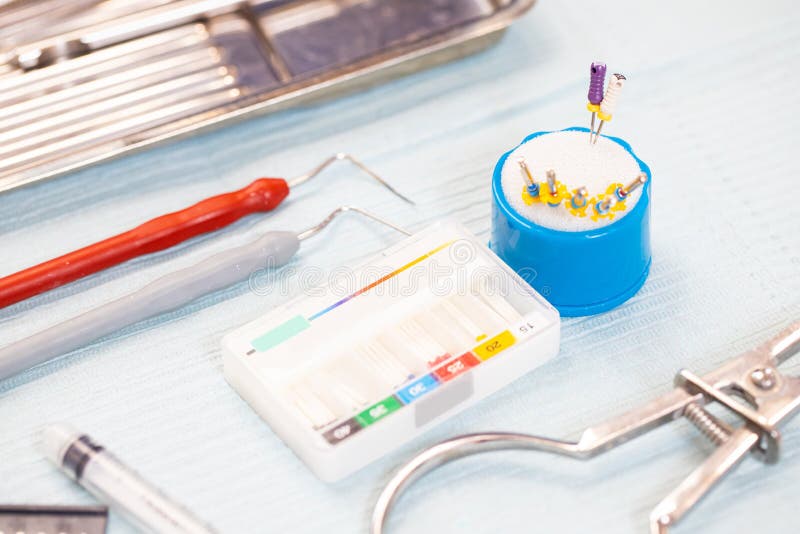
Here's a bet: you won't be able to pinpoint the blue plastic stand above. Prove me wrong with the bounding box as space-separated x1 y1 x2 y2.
490 127 651 317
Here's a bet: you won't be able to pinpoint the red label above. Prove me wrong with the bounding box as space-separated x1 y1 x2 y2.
432 352 480 382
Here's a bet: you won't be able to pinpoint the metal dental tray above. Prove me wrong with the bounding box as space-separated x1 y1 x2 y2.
0 0 535 193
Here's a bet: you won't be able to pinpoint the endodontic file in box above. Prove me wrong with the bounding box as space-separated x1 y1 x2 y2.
223 220 560 481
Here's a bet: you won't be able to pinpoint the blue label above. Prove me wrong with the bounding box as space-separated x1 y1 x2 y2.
396 374 439 405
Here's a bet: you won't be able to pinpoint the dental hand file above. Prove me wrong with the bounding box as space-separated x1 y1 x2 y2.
0 154 411 309
0 206 406 382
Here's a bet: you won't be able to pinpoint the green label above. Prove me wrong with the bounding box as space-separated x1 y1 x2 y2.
356 396 403 427
250 315 311 352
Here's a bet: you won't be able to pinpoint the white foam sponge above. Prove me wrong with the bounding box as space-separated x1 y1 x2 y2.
500 130 643 231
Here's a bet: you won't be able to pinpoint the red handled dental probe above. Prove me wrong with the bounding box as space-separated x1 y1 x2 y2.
0 153 413 309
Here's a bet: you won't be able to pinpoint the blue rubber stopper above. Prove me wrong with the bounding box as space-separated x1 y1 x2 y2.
490 127 651 317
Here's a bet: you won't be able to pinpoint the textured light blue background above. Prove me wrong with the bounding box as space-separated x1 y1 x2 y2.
2 1 799 533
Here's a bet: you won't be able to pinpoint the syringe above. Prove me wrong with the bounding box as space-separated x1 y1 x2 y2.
42 424 218 534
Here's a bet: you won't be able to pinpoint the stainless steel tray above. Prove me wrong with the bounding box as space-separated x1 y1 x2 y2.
0 0 536 193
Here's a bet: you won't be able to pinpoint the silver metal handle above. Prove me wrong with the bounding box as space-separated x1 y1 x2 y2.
14 0 250 69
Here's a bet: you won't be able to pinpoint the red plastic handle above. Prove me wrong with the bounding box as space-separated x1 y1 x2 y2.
0 177 290 309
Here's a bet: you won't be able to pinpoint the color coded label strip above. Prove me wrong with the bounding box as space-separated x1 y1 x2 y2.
248 241 454 353
322 330 516 445
307 241 454 322
251 315 311 352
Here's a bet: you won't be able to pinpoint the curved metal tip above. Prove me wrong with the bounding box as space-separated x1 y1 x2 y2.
297 205 411 242
288 153 415 205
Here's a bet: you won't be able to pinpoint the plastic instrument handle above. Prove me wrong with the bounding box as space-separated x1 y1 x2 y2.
0 231 300 381
0 178 290 309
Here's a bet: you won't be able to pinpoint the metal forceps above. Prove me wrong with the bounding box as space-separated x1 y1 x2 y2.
373 321 800 534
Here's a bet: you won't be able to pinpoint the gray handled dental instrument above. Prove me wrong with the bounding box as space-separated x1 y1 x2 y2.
0 206 410 381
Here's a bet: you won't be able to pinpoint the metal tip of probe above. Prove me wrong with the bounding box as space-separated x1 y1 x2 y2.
297 206 412 241
288 153 415 205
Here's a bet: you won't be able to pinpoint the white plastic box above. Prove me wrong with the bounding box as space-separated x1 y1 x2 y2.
223 220 560 481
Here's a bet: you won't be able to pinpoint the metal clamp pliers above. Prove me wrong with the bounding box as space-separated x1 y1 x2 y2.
372 321 800 534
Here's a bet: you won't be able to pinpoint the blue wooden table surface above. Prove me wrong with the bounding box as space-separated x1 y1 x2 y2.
2 1 799 532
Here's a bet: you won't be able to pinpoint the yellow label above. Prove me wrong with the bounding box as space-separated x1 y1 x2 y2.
473 330 516 361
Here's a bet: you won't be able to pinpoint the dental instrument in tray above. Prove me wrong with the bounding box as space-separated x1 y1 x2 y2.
0 153 412 309
372 321 800 534
0 206 407 382
0 0 538 193
592 72 626 144
223 219 561 481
